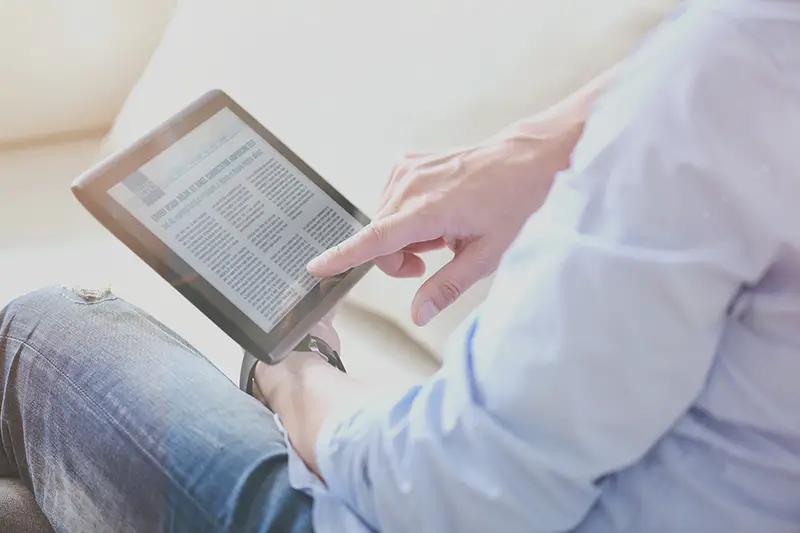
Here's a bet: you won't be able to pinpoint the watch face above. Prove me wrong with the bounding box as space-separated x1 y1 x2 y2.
307 335 333 354
307 337 320 352
295 334 344 372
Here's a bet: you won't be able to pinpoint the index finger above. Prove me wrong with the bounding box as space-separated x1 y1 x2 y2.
307 212 440 277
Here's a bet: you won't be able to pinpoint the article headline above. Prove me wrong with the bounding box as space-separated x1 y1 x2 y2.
151 140 257 223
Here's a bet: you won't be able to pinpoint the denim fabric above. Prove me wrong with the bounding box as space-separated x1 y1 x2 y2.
0 286 313 533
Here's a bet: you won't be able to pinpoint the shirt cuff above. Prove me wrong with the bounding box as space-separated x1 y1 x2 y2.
275 406 378 533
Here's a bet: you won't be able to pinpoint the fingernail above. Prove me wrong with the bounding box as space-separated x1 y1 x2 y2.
417 301 440 326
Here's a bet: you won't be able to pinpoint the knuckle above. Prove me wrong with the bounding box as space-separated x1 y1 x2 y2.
402 172 426 193
394 155 416 177
439 279 463 304
367 223 385 244
331 242 348 264
387 165 402 185
393 179 415 203
395 154 432 182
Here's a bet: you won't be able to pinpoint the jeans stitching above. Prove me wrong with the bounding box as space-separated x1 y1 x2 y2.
0 419 15 478
0 333 223 530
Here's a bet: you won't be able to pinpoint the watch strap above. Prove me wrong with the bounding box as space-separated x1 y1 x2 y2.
239 334 346 397
293 334 347 373
239 350 259 396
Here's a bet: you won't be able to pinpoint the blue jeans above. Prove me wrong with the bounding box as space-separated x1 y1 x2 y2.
0 287 313 533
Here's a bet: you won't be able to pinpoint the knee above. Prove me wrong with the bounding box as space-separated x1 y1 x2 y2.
2 286 65 313
4 285 110 310
0 286 118 334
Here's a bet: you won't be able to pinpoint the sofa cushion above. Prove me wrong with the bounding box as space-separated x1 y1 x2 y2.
103 0 680 360
0 479 52 533
0 0 175 144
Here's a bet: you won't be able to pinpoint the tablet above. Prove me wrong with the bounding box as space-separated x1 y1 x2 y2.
72 90 372 365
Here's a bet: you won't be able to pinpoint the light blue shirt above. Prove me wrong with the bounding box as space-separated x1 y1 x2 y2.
283 1 800 531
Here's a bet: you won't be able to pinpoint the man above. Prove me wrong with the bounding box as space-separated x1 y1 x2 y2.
2 1 799 531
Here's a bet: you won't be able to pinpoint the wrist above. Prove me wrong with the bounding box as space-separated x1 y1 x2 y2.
504 117 583 167
490 118 582 212
492 101 585 177
257 351 329 410
536 63 620 130
498 65 620 173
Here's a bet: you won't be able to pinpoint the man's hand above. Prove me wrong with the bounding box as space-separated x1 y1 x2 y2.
307 121 582 326
307 65 620 326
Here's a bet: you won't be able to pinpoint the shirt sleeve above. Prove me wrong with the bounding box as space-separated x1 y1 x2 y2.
306 8 796 533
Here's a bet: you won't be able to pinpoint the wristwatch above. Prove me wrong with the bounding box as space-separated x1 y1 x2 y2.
294 334 347 373
239 334 346 397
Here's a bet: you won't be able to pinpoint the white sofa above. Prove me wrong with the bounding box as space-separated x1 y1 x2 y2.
0 1 678 530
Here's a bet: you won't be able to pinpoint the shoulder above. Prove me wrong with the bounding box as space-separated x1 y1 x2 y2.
604 3 788 126
558 1 800 246
574 1 798 174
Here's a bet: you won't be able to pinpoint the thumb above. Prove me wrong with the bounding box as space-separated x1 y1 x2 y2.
411 243 492 326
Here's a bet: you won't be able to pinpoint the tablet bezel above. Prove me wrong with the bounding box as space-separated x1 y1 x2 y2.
72 89 373 365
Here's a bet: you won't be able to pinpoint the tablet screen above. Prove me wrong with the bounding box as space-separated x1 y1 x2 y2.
108 107 364 334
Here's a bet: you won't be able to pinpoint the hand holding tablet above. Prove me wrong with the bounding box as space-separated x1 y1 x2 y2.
72 90 372 365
